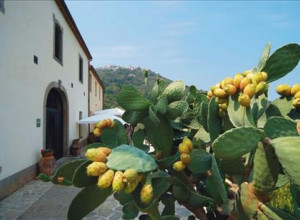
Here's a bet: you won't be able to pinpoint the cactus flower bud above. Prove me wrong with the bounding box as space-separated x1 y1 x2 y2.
87 162 107 176
243 84 256 98
213 88 227 98
291 84 300 96
276 84 291 96
180 153 191 165
112 171 125 191
238 94 251 108
140 184 153 204
123 169 138 183
233 73 244 90
178 143 190 154
85 148 107 162
173 161 186 171
97 170 114 188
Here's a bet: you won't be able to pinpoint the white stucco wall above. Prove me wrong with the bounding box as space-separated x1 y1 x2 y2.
0 1 89 180
89 71 104 130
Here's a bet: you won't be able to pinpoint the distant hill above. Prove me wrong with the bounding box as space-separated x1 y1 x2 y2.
96 66 171 109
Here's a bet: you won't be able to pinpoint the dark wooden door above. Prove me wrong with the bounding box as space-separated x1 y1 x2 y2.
46 89 63 159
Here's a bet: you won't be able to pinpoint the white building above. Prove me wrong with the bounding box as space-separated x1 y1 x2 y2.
0 0 93 199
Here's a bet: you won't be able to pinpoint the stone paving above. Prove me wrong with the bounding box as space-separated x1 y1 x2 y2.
0 158 193 220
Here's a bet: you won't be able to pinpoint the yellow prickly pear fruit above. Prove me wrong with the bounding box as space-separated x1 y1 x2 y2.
291 84 300 96
112 171 125 191
210 84 220 92
207 90 213 98
216 97 228 104
238 94 251 107
93 128 101 137
180 153 191 165
183 137 193 151
178 143 190 154
86 162 107 176
261 72 268 81
293 98 300 108
140 184 153 204
96 121 102 129
123 169 138 183
243 84 256 98
213 88 227 98
243 70 252 76
173 161 186 171
98 147 111 156
124 179 139 193
240 77 251 91
233 73 244 90
294 91 300 99
219 103 228 111
276 84 291 96
255 81 268 96
224 84 237 95
97 169 115 188
252 72 264 84
85 148 107 162
221 77 233 89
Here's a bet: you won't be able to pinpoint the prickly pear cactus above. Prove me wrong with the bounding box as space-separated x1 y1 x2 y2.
38 42 300 220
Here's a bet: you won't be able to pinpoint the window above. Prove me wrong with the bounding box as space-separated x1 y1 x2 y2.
95 82 97 96
0 0 4 13
79 56 83 83
54 22 63 63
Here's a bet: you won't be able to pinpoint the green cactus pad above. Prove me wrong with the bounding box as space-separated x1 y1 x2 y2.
257 42 271 71
207 97 222 142
188 149 212 174
117 85 151 111
167 101 189 120
252 142 279 193
264 116 298 139
161 80 185 103
212 127 263 159
107 145 157 172
271 97 294 118
263 43 300 83
272 137 300 190
227 94 255 128
122 110 148 125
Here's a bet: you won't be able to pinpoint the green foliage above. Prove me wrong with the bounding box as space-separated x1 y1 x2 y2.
117 85 151 111
67 185 112 220
252 142 279 193
45 43 300 220
264 116 298 139
212 127 263 159
272 137 300 190
263 43 300 83
107 145 157 172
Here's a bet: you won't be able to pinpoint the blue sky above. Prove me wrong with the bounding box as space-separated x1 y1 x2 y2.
66 1 300 100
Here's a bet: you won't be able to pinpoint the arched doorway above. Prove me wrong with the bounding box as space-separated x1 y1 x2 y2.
45 89 64 159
